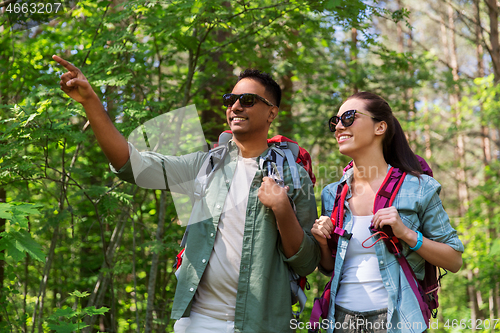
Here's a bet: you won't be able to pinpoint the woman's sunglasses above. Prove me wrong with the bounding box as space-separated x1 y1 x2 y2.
222 93 275 108
329 109 381 132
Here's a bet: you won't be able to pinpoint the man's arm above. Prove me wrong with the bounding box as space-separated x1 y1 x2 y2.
258 177 304 258
52 55 129 170
258 168 321 276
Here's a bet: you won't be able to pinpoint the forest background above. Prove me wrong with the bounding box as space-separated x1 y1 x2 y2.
1 0 500 332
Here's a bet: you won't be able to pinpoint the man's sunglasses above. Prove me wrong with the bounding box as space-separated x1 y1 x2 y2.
222 93 275 108
329 109 381 132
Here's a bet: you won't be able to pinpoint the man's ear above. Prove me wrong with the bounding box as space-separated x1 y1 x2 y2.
267 106 279 123
374 121 387 136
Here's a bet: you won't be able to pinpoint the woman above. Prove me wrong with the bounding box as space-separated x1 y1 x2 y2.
312 92 463 333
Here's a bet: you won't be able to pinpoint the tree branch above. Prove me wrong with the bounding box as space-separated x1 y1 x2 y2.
411 38 475 80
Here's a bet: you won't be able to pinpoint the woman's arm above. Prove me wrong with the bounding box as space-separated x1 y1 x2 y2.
402 229 462 273
372 206 463 273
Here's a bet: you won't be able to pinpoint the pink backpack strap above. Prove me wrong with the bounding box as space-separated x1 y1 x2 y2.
309 182 350 331
373 167 406 212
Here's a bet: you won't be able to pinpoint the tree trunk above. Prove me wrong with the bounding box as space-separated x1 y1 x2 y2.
279 71 294 138
485 0 500 82
396 0 404 53
467 268 481 329
447 4 469 217
83 203 131 332
476 2 498 320
0 188 5 324
496 282 500 318
132 217 140 333
145 191 167 333
33 226 60 333
33 139 69 332
439 13 450 68
445 3 478 325
476 0 492 166
350 27 358 94
200 28 233 143
397 0 416 148
422 97 432 159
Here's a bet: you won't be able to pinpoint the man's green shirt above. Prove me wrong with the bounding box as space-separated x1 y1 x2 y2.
112 140 320 333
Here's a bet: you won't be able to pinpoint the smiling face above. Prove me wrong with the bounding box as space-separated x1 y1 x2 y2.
335 98 386 158
226 78 278 141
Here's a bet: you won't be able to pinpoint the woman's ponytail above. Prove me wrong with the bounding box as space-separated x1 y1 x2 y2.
384 116 422 177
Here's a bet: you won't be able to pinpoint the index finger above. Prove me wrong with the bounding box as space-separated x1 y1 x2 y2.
52 55 78 72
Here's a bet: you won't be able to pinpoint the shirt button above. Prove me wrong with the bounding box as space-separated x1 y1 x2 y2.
380 260 384 265
189 288 194 292
216 205 221 209
210 233 214 237
386 282 390 286
226 180 230 184
202 259 206 263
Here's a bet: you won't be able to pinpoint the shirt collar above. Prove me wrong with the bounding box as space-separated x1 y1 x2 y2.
339 163 393 186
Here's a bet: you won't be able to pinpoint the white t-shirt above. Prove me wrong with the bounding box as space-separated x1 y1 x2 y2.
335 215 389 312
191 155 258 321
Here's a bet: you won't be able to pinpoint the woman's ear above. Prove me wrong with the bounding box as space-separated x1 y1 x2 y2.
374 121 387 136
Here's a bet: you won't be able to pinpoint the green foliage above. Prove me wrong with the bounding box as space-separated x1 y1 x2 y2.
0 202 45 262
45 291 109 333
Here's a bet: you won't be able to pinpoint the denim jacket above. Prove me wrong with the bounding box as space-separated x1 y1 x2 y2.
320 165 464 333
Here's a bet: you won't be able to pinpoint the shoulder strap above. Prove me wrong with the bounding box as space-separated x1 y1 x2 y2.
264 142 301 189
327 183 351 253
373 167 406 213
193 145 228 200
180 144 229 247
371 167 406 255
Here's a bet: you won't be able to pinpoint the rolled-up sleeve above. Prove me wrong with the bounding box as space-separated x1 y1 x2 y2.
110 142 207 193
419 176 464 252
281 165 321 277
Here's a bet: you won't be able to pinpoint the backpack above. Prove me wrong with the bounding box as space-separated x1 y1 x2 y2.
174 131 315 318
308 156 444 332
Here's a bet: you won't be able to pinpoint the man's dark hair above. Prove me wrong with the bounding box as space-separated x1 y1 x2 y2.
238 69 281 107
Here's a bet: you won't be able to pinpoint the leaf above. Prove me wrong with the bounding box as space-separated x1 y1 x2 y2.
70 290 91 298
0 203 13 220
490 239 500 256
11 203 43 216
49 307 77 320
47 322 87 333
3 236 24 262
23 112 38 127
2 230 46 262
325 0 341 10
0 203 42 229
83 306 110 316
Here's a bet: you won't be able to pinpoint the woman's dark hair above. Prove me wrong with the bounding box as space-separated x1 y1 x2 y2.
238 69 281 107
346 91 423 177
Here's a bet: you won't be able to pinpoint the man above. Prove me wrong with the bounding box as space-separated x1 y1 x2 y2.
53 55 320 332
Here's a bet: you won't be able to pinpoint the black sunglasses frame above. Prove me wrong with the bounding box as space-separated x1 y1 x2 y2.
329 109 381 132
222 93 275 108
